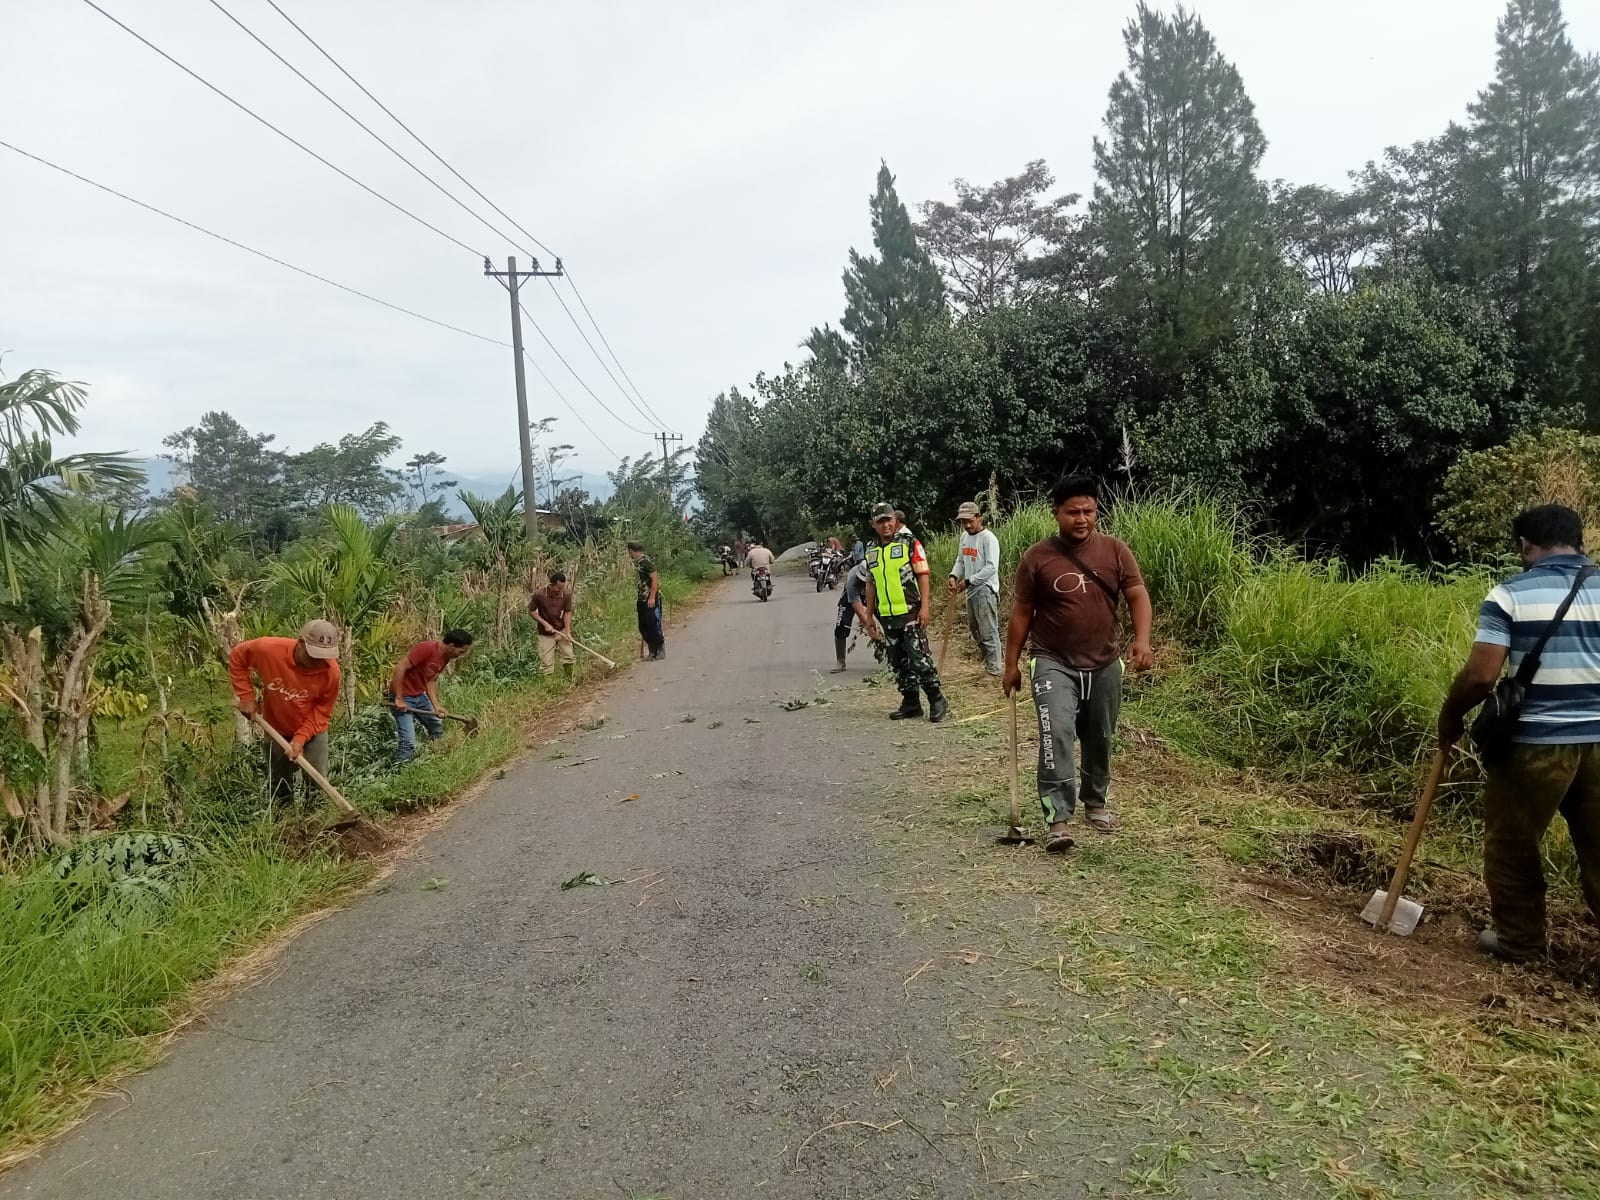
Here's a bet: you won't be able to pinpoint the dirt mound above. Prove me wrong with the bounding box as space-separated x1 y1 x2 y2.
1261 829 1388 890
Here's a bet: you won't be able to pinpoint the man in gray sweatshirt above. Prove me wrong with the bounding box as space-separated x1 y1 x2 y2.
947 501 1003 675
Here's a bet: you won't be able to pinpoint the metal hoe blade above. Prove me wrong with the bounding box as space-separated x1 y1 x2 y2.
1360 890 1423 937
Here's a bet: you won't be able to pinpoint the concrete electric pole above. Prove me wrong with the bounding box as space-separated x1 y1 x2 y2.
484 255 562 541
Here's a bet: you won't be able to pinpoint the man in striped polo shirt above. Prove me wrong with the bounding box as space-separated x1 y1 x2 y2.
1439 505 1600 962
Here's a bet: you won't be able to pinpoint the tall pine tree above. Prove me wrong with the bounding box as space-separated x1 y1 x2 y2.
1090 3 1272 366
807 161 944 374
1442 0 1600 422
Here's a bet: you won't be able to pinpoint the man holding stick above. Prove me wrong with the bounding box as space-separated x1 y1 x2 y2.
531 571 577 682
229 619 342 802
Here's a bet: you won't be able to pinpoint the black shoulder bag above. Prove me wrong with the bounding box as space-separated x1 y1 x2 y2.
1056 537 1121 612
1470 565 1596 766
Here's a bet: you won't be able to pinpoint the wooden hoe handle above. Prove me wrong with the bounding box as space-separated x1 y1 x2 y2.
250 713 359 818
1375 748 1449 930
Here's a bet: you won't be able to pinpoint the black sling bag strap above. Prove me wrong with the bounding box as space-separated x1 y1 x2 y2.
1471 564 1597 765
1054 536 1120 610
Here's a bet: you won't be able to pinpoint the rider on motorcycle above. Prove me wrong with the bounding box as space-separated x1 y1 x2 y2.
745 539 776 578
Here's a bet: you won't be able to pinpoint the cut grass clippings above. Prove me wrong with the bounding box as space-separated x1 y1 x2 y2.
867 666 1600 1200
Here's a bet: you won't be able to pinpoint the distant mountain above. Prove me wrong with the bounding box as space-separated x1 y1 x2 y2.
130 460 611 518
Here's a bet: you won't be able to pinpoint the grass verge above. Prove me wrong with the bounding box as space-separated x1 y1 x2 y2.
870 664 1600 1199
0 567 712 1165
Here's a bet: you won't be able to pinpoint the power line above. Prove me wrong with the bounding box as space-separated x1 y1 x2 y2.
78 0 481 258
563 271 665 422
260 0 667 428
4 139 629 465
0 139 503 347
203 0 542 267
541 276 668 429
520 351 618 460
518 303 653 436
263 0 559 261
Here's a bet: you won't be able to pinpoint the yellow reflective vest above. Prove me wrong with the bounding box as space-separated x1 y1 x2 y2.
866 538 915 617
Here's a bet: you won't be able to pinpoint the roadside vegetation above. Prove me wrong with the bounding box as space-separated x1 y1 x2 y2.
901 497 1600 1198
0 370 710 1160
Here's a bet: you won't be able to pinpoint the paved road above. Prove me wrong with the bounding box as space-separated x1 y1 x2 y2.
7 571 1000 1199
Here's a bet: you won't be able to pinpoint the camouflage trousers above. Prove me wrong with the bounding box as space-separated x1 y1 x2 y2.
1483 742 1600 956
879 615 941 696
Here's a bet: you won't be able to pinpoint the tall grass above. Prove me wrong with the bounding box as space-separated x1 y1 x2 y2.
964 495 1491 788
0 832 354 1151
1213 557 1486 779
926 493 1254 642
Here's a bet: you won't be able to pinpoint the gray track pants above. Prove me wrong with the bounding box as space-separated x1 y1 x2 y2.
1030 657 1122 824
965 587 1002 673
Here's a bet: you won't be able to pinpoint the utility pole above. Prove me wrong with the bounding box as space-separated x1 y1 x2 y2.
654 431 683 502
485 255 562 541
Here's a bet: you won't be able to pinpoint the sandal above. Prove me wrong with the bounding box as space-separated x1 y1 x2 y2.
1043 831 1076 854
1084 809 1117 833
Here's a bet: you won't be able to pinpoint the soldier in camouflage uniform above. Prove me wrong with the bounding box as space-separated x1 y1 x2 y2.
863 502 949 722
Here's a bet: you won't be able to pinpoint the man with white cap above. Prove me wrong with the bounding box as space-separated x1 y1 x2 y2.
229 618 343 802
947 501 1003 675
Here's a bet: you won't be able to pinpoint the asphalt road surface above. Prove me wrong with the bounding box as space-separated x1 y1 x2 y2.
7 570 1008 1199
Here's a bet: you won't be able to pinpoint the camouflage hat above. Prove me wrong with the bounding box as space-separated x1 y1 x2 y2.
956 501 981 519
870 502 896 522
298 618 341 660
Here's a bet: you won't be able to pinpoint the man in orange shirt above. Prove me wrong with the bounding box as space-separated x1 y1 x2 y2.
386 629 474 762
230 619 342 802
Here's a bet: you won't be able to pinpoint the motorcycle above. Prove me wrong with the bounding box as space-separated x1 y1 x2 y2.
751 566 773 602
822 552 846 590
718 546 736 575
814 547 841 592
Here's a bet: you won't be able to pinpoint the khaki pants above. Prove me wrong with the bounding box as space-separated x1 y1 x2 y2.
538 631 576 674
1483 742 1600 956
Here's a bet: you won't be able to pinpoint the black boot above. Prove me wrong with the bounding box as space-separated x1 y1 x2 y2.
926 686 950 723
831 631 848 673
889 690 924 720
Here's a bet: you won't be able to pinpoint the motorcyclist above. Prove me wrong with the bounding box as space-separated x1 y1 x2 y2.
745 539 776 581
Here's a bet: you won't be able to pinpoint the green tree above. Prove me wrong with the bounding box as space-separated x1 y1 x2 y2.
808 161 945 373
404 451 456 513
1271 182 1380 294
0 508 162 844
1441 0 1600 419
0 369 141 600
1262 284 1515 557
1353 132 1470 278
915 160 1082 313
457 486 528 650
1091 3 1272 364
693 387 764 538
161 412 285 529
284 422 405 519
270 504 402 715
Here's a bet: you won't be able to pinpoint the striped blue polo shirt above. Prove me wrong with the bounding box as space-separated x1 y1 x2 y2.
1476 553 1600 744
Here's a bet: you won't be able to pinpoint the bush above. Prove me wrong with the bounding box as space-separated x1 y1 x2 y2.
1437 429 1600 562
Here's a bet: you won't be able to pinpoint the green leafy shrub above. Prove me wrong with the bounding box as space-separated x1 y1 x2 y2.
1437 429 1600 562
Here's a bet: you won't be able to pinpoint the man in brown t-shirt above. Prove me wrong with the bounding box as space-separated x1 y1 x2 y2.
531 571 576 680
1002 474 1154 853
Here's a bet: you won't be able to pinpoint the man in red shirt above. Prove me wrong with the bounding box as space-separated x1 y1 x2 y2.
229 619 342 802
386 629 474 763
1002 476 1154 853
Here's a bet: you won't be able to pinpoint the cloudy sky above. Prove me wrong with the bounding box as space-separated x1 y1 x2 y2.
4 0 1596 488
